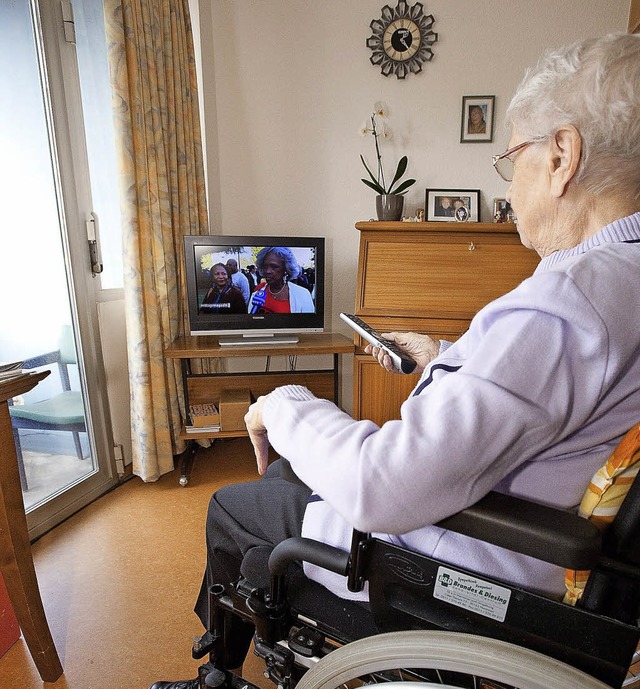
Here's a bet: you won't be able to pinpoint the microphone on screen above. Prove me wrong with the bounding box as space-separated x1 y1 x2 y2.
250 285 267 313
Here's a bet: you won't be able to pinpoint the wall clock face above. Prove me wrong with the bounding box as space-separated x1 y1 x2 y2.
367 1 438 79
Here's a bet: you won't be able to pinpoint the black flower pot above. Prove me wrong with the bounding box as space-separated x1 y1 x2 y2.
376 194 404 221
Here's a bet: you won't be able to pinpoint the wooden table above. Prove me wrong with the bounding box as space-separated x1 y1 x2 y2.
0 372 63 681
166 332 355 485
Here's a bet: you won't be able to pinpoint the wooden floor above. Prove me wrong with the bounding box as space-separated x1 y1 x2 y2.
5 437 639 689
1 438 270 689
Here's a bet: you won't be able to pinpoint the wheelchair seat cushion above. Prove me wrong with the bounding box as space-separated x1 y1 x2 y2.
564 422 640 604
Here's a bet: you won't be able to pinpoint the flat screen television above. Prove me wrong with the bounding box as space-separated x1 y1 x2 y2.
183 235 325 346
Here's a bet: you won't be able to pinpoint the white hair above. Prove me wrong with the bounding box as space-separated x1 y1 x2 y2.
506 32 640 199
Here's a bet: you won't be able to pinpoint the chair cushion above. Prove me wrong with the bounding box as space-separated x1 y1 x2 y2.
564 423 640 605
9 390 84 425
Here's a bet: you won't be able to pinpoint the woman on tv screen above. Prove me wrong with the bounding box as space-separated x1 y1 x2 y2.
248 247 315 314
199 263 247 314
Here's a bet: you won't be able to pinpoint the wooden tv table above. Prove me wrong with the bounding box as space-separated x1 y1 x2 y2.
165 332 355 485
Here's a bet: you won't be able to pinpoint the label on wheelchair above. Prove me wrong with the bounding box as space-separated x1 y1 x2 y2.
433 566 511 622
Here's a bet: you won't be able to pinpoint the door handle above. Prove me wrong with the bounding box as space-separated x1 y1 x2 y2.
86 211 103 275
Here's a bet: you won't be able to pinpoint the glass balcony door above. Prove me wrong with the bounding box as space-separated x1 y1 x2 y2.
0 0 119 538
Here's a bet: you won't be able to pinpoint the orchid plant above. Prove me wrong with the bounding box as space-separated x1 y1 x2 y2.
360 102 416 196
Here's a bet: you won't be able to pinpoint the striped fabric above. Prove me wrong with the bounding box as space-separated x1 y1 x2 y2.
564 423 640 605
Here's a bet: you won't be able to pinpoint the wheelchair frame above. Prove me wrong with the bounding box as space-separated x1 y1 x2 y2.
192 472 640 689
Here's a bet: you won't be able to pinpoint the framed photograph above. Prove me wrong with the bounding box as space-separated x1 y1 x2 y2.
425 189 481 223
492 198 514 223
460 95 495 143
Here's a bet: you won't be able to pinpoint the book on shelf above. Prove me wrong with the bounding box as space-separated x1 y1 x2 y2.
185 423 221 434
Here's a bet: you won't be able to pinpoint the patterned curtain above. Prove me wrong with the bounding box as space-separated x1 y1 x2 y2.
104 0 209 481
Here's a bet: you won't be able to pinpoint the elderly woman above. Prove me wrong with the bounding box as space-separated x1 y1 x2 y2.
199 263 247 314
151 33 640 689
247 246 315 314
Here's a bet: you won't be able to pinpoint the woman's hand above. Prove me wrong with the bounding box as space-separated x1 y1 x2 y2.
364 332 440 375
244 395 270 475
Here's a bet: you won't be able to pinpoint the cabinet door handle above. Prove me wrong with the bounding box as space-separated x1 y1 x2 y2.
468 241 476 251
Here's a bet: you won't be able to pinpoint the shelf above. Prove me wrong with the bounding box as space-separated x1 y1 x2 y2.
180 426 247 441
166 332 354 359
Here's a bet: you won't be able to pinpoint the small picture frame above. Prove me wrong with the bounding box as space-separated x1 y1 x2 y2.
426 189 481 222
460 95 495 143
492 198 514 223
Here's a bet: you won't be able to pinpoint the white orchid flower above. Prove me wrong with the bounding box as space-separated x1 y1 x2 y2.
359 102 415 197
373 101 389 118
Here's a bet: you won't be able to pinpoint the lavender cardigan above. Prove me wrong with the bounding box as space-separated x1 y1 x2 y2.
263 213 640 601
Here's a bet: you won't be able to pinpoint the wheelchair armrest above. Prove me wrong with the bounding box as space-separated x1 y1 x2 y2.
268 536 350 578
437 491 602 570
278 459 602 570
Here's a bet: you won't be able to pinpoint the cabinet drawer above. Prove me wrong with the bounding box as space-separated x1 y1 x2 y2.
357 231 539 319
353 355 420 424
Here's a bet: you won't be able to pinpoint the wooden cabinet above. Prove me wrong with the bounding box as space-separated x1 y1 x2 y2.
351 221 540 424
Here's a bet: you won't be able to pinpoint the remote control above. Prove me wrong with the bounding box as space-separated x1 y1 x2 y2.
340 313 417 374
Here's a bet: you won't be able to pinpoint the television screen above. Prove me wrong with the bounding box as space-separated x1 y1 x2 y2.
183 235 325 345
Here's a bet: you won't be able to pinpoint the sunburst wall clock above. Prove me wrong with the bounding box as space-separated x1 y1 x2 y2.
366 1 438 79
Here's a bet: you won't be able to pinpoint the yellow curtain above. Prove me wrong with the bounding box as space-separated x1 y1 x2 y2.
104 0 209 481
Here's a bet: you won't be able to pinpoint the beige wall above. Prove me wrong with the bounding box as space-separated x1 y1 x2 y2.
192 1 627 405
195 1 627 321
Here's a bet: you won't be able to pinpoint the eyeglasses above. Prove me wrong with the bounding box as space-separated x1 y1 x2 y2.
492 136 547 182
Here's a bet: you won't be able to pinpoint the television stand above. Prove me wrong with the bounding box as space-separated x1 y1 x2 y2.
164 332 355 485
218 333 300 347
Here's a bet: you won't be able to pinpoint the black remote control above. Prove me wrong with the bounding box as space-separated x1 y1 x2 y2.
340 313 417 374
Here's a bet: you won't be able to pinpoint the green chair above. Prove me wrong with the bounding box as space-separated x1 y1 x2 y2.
9 325 86 490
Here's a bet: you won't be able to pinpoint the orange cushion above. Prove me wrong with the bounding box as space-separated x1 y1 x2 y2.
564 423 640 605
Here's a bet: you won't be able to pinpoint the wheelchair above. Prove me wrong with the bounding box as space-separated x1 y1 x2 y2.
190 460 640 689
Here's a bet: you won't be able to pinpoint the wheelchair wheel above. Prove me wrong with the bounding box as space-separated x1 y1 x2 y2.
295 630 612 689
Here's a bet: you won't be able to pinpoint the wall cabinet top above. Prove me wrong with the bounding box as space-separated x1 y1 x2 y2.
355 221 521 235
